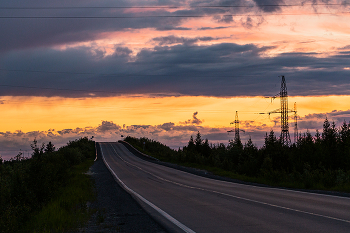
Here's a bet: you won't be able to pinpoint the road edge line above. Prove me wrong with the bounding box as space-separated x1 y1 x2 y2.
100 143 196 233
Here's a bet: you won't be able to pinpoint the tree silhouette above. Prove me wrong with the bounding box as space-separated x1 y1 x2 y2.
187 135 195 152
30 138 45 159
44 142 55 153
194 131 203 153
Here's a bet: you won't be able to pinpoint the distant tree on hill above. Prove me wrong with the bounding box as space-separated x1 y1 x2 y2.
31 138 45 158
187 135 195 151
45 142 55 153
195 131 203 150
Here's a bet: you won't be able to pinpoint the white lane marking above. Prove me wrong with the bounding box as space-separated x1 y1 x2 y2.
111 143 350 225
100 143 196 233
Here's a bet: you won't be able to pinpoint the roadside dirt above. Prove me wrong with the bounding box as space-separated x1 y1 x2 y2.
76 154 168 233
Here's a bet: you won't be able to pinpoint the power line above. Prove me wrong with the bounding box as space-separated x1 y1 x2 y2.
0 12 348 19
0 68 96 75
0 3 347 10
0 68 274 78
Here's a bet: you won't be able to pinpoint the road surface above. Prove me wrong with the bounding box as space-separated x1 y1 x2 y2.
99 142 350 233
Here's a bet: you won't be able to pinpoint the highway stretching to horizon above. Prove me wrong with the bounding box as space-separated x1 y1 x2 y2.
99 142 350 233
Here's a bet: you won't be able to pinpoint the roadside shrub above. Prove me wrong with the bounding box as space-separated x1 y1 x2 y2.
0 137 95 233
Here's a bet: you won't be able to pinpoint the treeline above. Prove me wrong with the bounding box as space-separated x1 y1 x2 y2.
0 137 95 233
125 118 350 191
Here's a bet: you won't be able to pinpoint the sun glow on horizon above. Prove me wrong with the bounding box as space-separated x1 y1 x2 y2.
1 95 350 133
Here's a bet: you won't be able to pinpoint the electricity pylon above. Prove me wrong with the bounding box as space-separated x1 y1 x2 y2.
280 75 290 145
234 111 240 142
259 76 297 146
228 111 245 141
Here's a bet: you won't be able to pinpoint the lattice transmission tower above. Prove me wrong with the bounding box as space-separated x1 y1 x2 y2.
259 76 297 146
280 75 291 145
234 111 240 142
228 111 245 141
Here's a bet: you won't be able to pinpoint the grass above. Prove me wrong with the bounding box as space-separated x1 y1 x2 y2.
25 158 96 233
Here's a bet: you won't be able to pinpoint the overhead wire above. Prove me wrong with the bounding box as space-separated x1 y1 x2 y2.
0 68 278 78
0 12 348 19
0 3 348 18
0 3 348 10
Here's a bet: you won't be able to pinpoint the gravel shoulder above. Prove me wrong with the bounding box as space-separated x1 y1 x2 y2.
77 143 167 233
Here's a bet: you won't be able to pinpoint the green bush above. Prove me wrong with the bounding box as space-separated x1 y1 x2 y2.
0 137 95 233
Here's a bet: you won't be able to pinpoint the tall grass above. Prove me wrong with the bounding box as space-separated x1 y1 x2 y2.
27 159 95 233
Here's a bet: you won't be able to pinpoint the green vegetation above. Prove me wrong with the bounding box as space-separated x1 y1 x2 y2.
0 137 95 233
125 118 350 192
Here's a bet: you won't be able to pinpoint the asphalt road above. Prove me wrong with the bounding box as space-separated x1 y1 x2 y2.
100 142 350 233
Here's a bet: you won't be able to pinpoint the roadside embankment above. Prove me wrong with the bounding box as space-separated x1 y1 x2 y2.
77 142 167 233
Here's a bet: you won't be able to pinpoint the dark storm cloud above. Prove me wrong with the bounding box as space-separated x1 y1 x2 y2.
156 26 192 31
253 0 284 12
152 35 218 45
0 0 257 53
192 0 247 9
198 26 229 30
1 39 350 97
2 0 345 56
1 0 291 54
0 0 187 53
114 47 133 56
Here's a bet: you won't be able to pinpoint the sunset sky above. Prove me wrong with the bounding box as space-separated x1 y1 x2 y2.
1 0 350 160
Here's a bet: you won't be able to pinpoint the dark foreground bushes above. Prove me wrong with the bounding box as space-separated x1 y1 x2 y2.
0 137 95 233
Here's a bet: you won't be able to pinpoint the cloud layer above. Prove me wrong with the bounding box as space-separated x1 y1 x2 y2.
0 0 349 97
4 108 350 160
1 43 350 97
